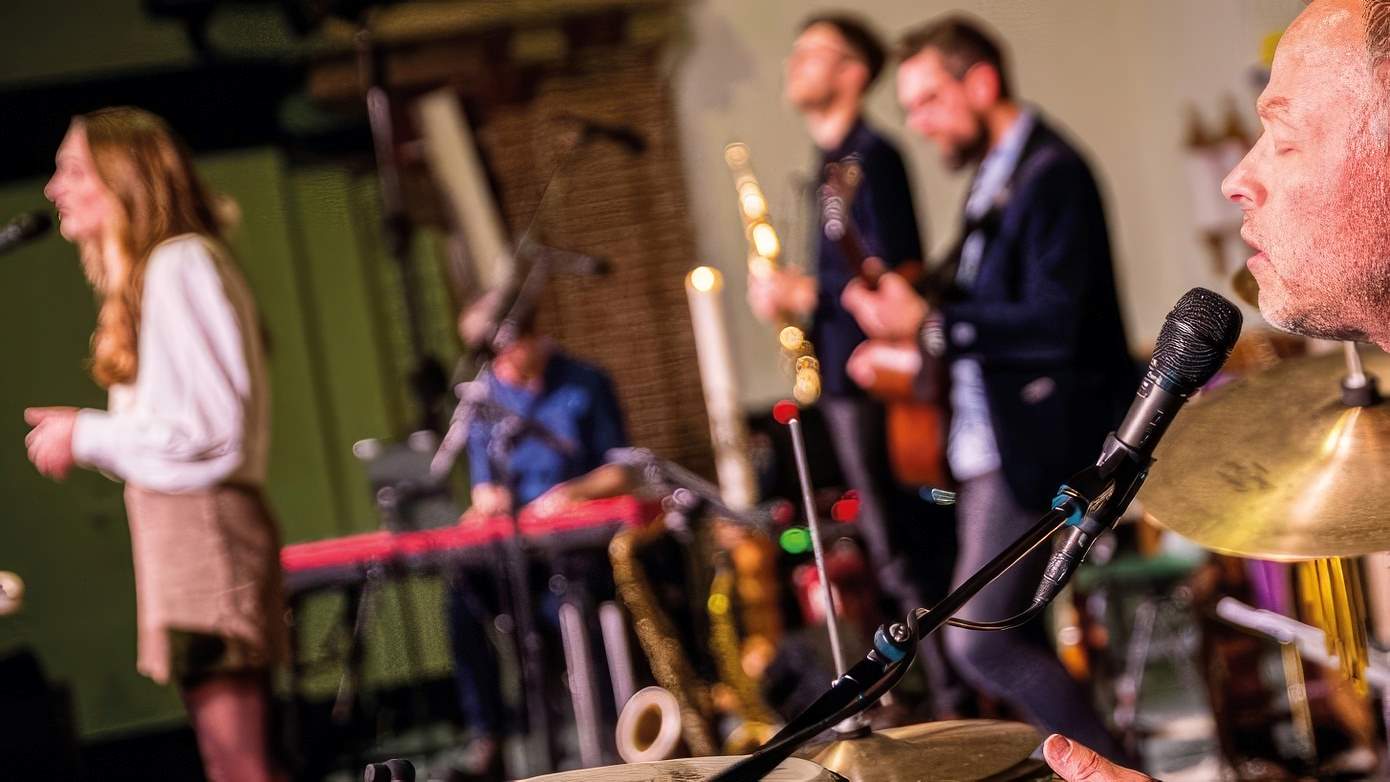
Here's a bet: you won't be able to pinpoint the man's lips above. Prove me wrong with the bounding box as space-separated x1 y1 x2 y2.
1239 225 1264 255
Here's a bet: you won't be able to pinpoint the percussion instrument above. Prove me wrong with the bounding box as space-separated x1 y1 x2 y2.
1141 348 1390 560
797 720 1051 782
520 755 838 781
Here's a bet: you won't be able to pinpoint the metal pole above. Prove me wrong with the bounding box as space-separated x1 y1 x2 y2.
786 416 848 678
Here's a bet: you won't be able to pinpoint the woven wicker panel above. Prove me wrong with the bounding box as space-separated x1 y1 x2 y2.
473 46 714 474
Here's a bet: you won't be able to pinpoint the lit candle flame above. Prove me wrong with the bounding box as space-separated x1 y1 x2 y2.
688 265 722 293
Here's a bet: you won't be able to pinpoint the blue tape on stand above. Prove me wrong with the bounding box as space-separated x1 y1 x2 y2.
1053 489 1085 528
873 626 909 663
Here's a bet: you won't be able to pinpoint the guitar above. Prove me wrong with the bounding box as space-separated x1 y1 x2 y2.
819 159 949 489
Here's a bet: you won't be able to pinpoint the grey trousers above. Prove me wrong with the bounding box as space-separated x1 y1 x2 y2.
944 469 1127 762
820 395 966 716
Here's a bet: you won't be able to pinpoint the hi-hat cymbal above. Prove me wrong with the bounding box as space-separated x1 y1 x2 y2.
1231 266 1260 307
796 720 1049 782
1141 348 1390 560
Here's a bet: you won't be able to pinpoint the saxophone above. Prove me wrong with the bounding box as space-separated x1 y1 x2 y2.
724 142 821 405
707 552 781 754
611 517 784 761
611 517 718 761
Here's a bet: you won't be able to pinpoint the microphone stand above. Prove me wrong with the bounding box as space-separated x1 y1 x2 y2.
605 447 777 535
429 359 577 776
711 433 1155 782
485 405 563 775
356 23 448 433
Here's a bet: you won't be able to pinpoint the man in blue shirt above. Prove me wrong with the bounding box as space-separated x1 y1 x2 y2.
445 297 631 778
463 336 631 517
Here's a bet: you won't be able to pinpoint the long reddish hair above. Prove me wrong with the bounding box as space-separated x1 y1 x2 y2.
77 107 226 387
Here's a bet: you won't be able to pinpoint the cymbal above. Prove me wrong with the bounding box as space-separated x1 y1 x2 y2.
521 755 833 781
1141 348 1390 560
796 720 1049 782
1231 266 1260 307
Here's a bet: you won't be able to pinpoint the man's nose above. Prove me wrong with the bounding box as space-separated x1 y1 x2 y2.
1221 139 1266 209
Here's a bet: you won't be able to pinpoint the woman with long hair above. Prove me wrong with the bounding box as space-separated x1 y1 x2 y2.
24 106 286 781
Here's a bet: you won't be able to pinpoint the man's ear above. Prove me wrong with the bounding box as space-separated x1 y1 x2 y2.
962 62 1002 110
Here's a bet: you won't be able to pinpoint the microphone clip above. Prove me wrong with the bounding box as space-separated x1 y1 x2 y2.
1054 433 1152 538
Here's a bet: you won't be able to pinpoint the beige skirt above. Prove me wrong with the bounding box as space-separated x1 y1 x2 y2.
124 484 289 685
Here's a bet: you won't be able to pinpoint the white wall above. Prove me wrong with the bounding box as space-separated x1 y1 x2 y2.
671 0 1306 407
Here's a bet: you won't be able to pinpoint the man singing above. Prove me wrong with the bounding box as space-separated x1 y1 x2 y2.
933 1 1390 779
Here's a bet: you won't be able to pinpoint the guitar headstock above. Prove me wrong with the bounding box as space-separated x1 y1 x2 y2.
820 158 882 285
820 159 863 242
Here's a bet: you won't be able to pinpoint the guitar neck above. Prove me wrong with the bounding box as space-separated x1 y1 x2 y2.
819 181 883 289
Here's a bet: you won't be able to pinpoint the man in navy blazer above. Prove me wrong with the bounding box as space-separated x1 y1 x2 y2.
843 16 1132 762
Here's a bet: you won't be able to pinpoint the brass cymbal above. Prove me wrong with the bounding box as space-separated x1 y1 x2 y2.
796 720 1049 782
1141 348 1390 560
1231 266 1260 307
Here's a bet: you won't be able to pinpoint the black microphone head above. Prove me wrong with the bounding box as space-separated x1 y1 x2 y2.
384 759 415 782
1151 287 1243 392
16 211 52 239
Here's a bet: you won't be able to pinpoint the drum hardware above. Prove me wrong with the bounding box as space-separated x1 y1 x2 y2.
775 400 866 736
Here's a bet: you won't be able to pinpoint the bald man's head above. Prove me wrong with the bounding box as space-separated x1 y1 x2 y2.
1221 0 1390 347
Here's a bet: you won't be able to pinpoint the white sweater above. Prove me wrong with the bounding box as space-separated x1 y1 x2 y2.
71 234 270 493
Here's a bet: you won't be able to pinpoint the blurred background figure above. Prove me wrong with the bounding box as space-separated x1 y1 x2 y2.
25 106 287 782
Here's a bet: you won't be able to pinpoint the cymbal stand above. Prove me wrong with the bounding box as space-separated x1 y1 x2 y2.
779 404 865 736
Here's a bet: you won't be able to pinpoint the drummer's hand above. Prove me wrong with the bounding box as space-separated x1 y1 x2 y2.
463 482 511 523
530 482 581 519
841 271 927 340
1043 735 1152 782
846 340 922 389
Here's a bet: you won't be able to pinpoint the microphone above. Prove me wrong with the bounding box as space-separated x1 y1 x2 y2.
559 254 613 277
555 113 648 155
363 758 414 782
1115 287 1244 457
580 120 647 154
0 211 52 255
524 245 613 277
1034 287 1242 606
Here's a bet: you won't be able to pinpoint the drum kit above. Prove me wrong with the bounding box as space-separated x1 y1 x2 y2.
517 720 1050 781
379 267 1390 781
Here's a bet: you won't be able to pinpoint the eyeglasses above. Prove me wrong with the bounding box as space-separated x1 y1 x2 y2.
786 42 864 68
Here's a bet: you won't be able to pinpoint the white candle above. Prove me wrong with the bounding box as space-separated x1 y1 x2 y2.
686 266 758 510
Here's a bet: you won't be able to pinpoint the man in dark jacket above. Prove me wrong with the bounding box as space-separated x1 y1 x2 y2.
842 16 1131 762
